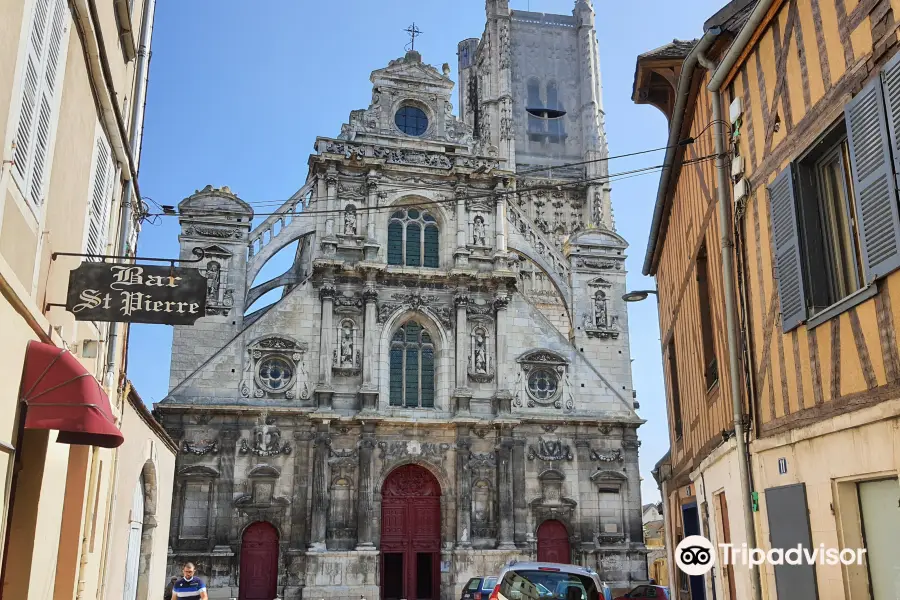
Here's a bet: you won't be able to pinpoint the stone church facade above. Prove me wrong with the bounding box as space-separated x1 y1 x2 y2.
154 1 649 598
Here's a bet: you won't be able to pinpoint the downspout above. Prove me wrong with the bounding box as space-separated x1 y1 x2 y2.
75 447 101 600
642 31 719 275
102 0 156 388
97 381 130 600
696 47 763 600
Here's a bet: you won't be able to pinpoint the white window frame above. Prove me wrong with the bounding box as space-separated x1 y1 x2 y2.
9 0 71 210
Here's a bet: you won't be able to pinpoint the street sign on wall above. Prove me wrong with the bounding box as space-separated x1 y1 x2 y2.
65 263 208 324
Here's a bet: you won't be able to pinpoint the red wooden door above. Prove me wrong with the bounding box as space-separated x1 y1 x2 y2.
536 520 570 563
239 521 279 600
381 465 441 600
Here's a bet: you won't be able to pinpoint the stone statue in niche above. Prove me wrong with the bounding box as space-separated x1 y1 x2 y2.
473 215 486 246
474 330 487 374
594 291 608 328
340 322 354 367
344 206 357 236
205 261 220 300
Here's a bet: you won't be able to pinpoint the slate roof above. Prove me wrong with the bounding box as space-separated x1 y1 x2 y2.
638 39 698 61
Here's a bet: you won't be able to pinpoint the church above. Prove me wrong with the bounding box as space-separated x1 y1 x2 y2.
154 1 649 598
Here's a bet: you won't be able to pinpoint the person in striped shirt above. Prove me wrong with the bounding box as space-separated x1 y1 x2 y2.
172 562 208 600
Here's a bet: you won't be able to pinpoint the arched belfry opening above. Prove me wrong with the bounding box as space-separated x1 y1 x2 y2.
380 464 441 600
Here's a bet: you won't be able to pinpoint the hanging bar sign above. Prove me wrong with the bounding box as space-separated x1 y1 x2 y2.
66 263 208 324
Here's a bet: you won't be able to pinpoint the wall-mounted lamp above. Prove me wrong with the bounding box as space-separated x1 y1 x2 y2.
622 289 658 303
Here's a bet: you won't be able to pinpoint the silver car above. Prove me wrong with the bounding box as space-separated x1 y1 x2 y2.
489 562 612 600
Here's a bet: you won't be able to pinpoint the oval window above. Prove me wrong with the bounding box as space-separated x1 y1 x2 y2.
395 106 429 136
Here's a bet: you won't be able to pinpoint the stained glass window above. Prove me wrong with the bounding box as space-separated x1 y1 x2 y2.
389 321 436 408
387 208 439 267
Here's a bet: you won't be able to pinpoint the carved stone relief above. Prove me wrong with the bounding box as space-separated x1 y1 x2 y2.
377 440 452 460
376 291 453 329
239 417 292 456
527 437 574 462
241 336 310 400
182 439 219 455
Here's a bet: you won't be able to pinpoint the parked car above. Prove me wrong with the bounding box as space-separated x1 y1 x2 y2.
488 561 612 600
614 584 670 599
461 576 499 600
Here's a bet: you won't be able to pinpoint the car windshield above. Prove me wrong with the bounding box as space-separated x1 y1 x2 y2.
500 570 599 600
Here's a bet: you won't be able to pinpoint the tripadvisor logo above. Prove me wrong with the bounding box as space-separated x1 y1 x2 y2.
675 535 867 574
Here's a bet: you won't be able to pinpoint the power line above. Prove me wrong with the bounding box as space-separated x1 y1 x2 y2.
150 153 718 220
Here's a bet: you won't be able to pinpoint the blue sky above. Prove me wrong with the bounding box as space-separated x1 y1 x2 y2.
128 0 726 503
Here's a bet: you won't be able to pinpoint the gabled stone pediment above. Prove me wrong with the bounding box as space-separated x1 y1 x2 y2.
586 276 613 287
371 51 454 90
179 185 254 218
201 244 233 258
568 227 628 250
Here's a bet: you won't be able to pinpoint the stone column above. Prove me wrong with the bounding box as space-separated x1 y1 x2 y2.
575 439 595 548
289 428 312 549
317 280 335 409
454 179 471 268
494 181 507 253
512 438 528 547
454 292 472 414
622 434 643 544
497 430 515 549
213 426 239 550
325 170 338 237
456 429 472 548
360 281 379 410
493 292 511 413
356 424 377 548
309 422 331 550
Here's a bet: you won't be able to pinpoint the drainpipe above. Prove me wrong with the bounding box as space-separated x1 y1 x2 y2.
102 0 157 389
696 47 763 600
75 446 101 600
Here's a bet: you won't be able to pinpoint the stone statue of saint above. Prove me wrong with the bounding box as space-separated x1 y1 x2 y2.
205 261 220 300
474 330 487 373
344 208 357 236
340 324 354 366
473 215 486 246
594 293 608 328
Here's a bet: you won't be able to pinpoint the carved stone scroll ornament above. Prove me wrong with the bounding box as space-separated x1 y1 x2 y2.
182 439 219 455
527 437 574 462
465 452 497 470
376 292 452 329
185 224 243 239
575 257 622 271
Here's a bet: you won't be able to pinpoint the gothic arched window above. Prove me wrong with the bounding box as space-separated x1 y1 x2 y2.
387 208 439 267
389 321 435 408
546 81 565 138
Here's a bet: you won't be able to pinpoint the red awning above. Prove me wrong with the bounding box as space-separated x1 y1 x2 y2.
20 340 124 448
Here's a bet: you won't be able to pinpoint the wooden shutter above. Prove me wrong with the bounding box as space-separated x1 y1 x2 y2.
846 76 900 280
13 0 68 204
768 165 807 332
86 129 114 258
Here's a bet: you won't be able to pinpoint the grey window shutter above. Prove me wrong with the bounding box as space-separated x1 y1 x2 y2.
769 165 807 332
846 76 900 281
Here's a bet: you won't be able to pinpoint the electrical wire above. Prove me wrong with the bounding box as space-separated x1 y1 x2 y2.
148 153 718 220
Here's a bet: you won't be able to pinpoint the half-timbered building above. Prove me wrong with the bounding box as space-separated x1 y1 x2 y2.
636 0 900 598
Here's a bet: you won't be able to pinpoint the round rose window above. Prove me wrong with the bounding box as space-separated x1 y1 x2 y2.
527 367 559 401
257 357 295 392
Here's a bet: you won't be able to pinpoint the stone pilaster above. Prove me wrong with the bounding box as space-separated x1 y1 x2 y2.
213 426 239 550
575 439 595 548
494 181 507 253
456 429 472 548
454 292 472 414
324 170 338 237
308 423 331 551
454 179 471 268
512 438 528 547
356 424 377 548
493 292 512 413
623 433 643 543
289 428 312 549
364 174 380 260
360 283 379 410
497 430 515 549
316 281 335 410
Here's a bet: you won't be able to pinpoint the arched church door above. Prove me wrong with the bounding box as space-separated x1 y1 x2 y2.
381 464 441 600
536 520 570 563
239 521 279 600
